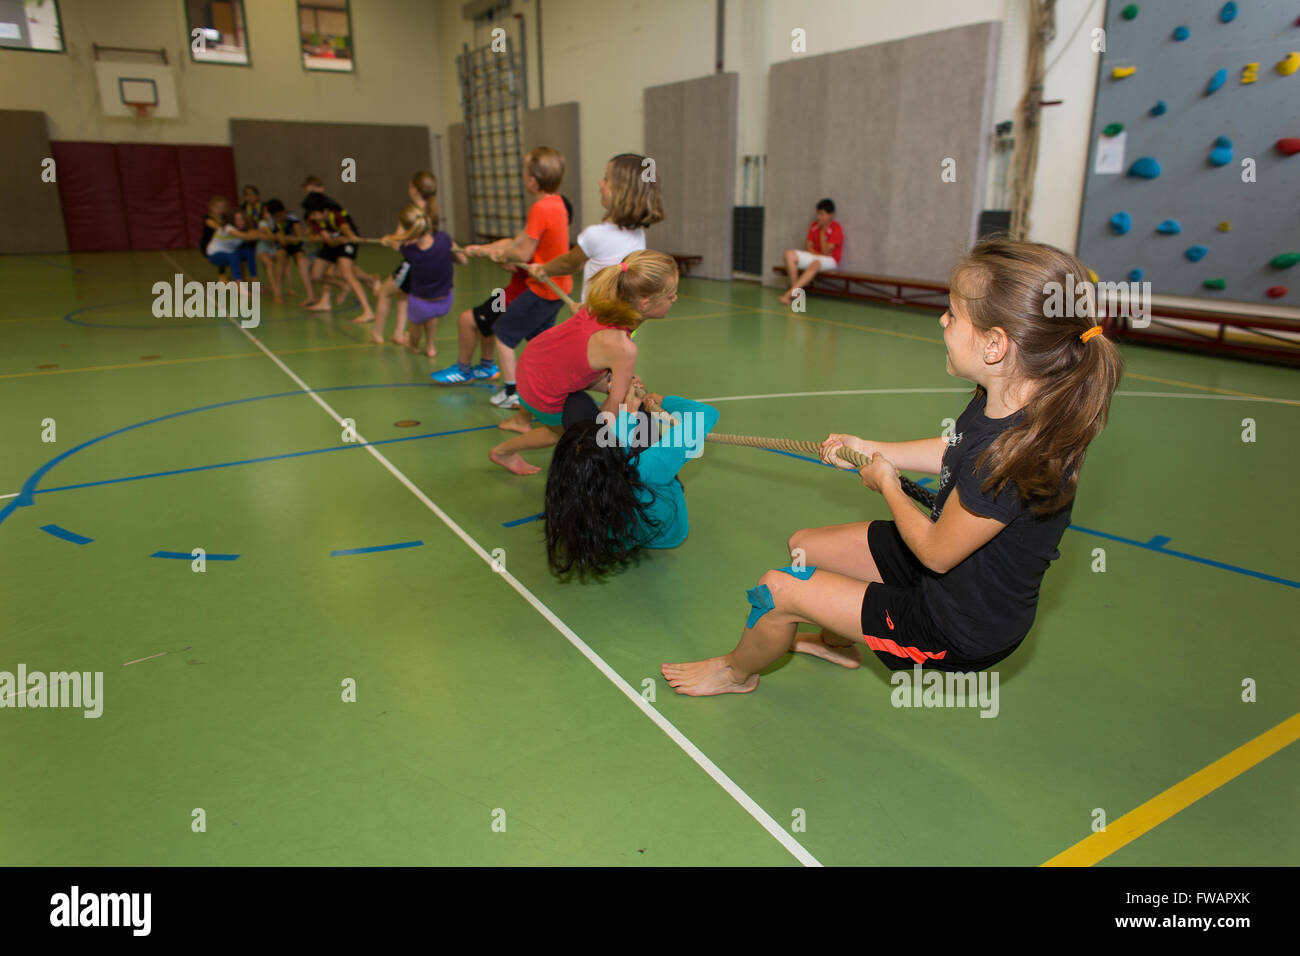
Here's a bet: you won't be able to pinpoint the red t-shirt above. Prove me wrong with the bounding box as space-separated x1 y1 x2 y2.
516 307 630 413
805 220 844 264
525 194 573 300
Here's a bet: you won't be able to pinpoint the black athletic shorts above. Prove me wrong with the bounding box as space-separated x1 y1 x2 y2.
472 289 563 348
392 261 412 293
318 241 357 263
860 521 1021 672
282 242 304 256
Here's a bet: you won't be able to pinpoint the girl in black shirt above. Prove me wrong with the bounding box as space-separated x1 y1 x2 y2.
663 239 1123 696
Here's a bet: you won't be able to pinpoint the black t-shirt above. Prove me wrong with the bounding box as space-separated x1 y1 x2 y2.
918 389 1073 658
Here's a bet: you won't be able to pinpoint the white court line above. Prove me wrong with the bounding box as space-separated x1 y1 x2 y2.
156 252 821 867
0 492 17 500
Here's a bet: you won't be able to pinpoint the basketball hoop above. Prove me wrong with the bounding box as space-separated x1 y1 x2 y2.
126 101 155 118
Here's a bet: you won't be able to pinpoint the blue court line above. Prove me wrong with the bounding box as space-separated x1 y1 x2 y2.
35 424 501 496
0 382 454 527
62 300 316 330
330 540 423 557
1070 526 1300 590
152 551 239 560
40 524 93 545
502 512 545 528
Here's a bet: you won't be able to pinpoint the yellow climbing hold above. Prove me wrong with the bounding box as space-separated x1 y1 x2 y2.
1088 269 1099 283
1112 66 1138 79
1242 62 1259 84
1278 52 1300 76
1218 221 1232 232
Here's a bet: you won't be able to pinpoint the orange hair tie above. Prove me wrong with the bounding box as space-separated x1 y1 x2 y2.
1080 325 1104 344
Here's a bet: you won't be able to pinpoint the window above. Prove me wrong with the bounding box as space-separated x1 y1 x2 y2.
298 0 353 73
0 0 65 53
185 0 250 66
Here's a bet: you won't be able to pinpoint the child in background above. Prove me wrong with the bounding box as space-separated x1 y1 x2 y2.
779 198 844 305
239 185 264 281
372 201 466 351
487 250 678 475
303 195 375 322
254 202 283 301
365 170 441 342
662 238 1123 696
525 153 663 301
545 387 719 577
431 147 572 407
266 199 308 301
203 197 259 280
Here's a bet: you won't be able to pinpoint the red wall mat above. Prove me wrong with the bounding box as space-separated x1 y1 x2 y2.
115 144 187 250
50 142 129 252
177 145 237 249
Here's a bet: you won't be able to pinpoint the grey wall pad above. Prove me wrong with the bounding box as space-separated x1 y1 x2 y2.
1078 1 1300 305
763 23 999 285
446 122 469 242
522 102 582 245
229 119 430 241
644 73 740 281
1 110 67 253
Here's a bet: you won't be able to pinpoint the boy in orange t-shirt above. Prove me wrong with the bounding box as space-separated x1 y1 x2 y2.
431 147 572 408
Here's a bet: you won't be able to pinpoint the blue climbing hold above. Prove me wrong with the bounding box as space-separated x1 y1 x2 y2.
1110 211 1133 235
1185 245 1209 262
1207 68 1228 94
1129 268 1144 282
1173 25 1190 41
1210 136 1233 166
1128 157 1161 178
1219 2 1237 24
1157 219 1182 234
1150 100 1168 116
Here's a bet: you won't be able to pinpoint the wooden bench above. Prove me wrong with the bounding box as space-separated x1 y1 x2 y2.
671 254 703 275
771 265 949 312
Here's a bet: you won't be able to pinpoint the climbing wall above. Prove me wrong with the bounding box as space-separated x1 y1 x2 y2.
1077 1 1300 304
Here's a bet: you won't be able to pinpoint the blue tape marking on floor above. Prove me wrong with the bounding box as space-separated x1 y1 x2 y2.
502 512 545 528
40 524 93 544
330 540 423 557
36 424 501 496
917 477 935 487
151 551 239 560
1070 525 1300 590
0 383 458 526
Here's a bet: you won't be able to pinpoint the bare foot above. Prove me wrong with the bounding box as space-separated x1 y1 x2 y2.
777 290 793 305
273 294 284 304
497 412 532 434
305 299 332 312
389 335 407 346
489 447 541 475
425 348 437 359
351 314 373 325
660 658 758 697
369 333 384 344
792 631 861 669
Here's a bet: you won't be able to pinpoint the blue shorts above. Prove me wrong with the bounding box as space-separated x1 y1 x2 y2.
473 289 563 349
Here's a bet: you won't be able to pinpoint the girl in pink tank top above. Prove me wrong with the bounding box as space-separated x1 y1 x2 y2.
489 251 679 476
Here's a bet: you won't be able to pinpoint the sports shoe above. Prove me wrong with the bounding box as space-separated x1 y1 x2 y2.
430 363 475 384
490 388 520 409
471 360 499 380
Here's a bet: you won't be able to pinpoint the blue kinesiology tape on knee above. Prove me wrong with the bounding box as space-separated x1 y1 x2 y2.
777 565 817 580
745 584 775 628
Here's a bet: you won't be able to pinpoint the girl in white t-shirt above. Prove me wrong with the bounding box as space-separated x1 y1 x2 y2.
524 153 664 300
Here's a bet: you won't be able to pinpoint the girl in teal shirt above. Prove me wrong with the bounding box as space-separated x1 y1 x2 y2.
544 392 719 577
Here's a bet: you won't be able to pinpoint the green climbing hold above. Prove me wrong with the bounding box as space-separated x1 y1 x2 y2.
1122 4 1139 20
1103 123 1124 137
1270 252 1300 269
1203 278 1226 290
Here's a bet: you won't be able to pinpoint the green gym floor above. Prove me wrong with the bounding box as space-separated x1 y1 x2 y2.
1 249 1296 867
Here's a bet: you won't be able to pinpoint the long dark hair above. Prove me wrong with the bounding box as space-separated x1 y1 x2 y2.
951 238 1124 514
544 419 662 578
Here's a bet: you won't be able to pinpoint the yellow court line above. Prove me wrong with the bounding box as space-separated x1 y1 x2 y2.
0 342 373 379
1041 712 1300 867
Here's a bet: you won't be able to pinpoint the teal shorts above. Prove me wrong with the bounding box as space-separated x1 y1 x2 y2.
520 396 564 426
